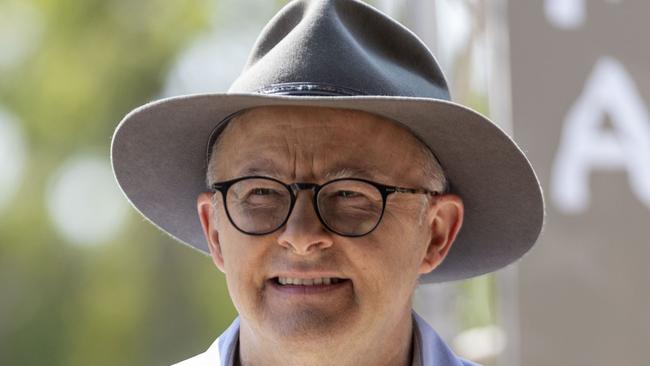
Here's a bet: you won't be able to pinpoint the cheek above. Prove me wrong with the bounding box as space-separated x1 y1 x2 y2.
215 207 261 273
365 211 427 289
217 226 268 311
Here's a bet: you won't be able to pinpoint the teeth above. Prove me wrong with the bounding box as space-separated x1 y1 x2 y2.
277 277 343 286
303 278 314 285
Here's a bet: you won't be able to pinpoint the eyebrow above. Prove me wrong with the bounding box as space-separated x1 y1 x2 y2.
323 165 389 182
234 161 389 182
237 161 284 178
238 165 282 178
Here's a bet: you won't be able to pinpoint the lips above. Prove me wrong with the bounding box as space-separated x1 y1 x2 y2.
268 276 351 294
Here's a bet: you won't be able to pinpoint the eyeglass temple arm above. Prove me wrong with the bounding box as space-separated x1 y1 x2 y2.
386 186 441 196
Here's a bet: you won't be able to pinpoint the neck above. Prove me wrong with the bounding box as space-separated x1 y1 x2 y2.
238 310 415 366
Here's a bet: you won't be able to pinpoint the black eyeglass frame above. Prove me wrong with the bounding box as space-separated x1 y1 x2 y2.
210 175 441 237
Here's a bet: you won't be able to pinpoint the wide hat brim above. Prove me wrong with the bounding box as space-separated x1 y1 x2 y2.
111 92 544 283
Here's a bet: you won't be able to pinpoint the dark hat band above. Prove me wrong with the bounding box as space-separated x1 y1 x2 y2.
256 82 366 96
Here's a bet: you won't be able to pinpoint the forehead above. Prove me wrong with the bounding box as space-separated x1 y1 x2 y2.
213 106 427 181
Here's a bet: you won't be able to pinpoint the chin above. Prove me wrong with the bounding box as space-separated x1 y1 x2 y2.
264 304 358 343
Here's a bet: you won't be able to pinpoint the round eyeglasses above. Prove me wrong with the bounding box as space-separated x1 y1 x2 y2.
210 176 441 237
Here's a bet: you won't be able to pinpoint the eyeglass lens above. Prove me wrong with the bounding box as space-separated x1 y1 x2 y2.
225 177 384 236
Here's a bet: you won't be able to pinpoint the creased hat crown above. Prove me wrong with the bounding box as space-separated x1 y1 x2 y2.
111 0 544 283
228 0 450 99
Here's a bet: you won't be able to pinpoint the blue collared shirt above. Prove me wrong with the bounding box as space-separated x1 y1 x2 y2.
172 311 480 366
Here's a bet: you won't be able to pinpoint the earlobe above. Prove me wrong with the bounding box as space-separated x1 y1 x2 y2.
419 194 464 274
197 192 226 273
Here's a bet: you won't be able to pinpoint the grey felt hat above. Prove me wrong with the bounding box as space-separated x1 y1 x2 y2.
111 0 544 283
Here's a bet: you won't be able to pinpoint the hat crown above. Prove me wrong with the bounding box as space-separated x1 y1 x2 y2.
228 0 450 99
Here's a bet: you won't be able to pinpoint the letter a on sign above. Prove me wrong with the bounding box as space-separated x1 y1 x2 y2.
545 0 585 29
551 57 650 213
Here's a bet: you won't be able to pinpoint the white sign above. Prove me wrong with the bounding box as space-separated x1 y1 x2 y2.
551 57 650 213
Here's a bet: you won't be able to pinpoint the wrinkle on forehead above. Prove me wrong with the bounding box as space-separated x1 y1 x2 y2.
210 106 431 185
233 161 390 183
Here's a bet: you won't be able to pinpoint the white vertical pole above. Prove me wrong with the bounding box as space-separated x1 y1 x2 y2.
485 0 519 365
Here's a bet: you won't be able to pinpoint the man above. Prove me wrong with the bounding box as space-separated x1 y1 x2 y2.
111 1 544 365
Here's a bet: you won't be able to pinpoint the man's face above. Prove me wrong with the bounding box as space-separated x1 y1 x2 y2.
197 106 462 346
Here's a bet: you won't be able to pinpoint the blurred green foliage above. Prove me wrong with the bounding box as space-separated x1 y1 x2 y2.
0 0 243 364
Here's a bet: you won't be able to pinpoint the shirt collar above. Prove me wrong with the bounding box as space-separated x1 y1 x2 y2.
187 311 476 366
411 311 477 366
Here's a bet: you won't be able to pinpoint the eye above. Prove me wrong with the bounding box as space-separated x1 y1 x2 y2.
336 190 363 198
240 187 286 206
251 188 277 196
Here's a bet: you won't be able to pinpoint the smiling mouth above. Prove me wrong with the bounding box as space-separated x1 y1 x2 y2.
272 277 348 286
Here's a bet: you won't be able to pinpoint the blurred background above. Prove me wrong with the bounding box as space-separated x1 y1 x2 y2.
1 0 648 365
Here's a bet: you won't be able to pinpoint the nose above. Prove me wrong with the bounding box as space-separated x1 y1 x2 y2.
276 190 334 255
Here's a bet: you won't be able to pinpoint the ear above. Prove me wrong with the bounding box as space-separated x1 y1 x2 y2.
419 194 464 274
197 191 226 273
